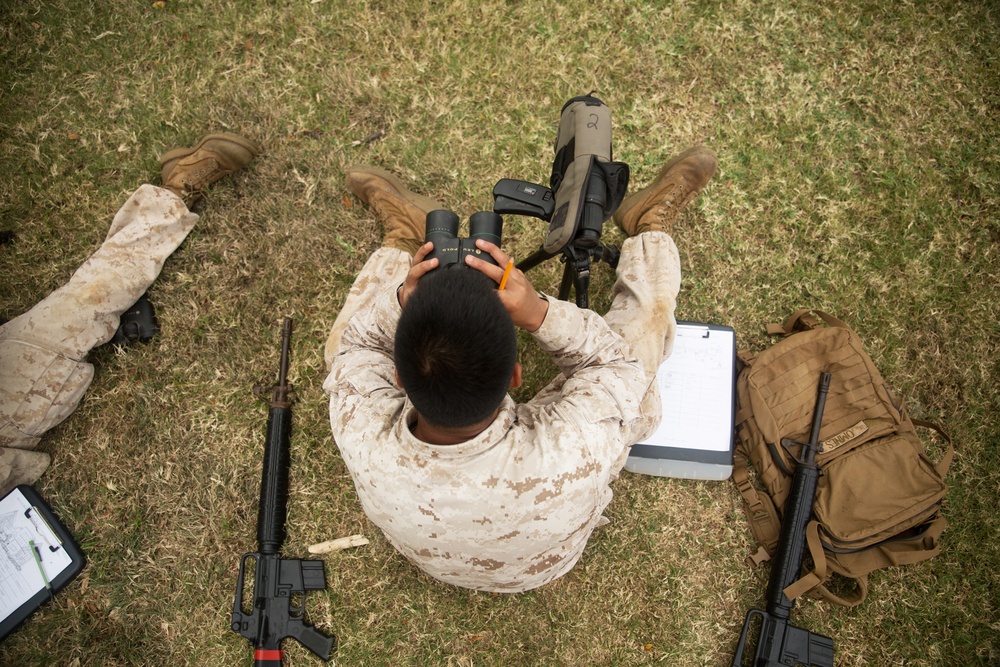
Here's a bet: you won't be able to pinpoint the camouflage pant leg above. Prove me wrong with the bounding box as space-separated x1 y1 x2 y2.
526 231 682 454
602 231 681 445
603 232 681 382
0 185 197 495
324 246 411 370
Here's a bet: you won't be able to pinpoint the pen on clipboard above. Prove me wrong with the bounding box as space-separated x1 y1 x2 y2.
29 539 53 600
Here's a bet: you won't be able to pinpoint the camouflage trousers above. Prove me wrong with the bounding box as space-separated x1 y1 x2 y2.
324 231 681 445
0 185 197 495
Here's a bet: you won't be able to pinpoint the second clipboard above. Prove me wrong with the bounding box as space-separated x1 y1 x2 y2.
0 485 86 641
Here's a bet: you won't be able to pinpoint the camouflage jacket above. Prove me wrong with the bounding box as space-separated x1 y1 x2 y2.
324 285 646 592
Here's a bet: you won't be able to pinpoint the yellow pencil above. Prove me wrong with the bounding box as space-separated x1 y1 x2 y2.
498 260 514 291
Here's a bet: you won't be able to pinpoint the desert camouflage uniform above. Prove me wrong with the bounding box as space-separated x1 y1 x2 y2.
324 231 680 592
0 185 197 495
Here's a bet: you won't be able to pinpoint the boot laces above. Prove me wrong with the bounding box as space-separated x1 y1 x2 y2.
651 182 692 225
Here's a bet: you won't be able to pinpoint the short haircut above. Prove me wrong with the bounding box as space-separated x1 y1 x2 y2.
394 269 517 429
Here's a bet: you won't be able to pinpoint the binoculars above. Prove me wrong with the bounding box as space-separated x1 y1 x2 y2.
424 209 503 271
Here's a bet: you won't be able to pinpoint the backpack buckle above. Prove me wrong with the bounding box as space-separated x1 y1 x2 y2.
745 546 771 568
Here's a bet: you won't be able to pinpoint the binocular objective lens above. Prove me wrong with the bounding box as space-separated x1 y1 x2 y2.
426 210 460 239
468 211 503 245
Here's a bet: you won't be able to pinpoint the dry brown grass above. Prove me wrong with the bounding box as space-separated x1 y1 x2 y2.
1 0 997 665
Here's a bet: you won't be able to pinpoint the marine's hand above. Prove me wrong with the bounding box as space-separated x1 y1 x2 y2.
397 242 438 308
466 240 549 332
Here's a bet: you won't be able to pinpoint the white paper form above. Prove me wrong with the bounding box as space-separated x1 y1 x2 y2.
639 323 736 452
0 489 74 622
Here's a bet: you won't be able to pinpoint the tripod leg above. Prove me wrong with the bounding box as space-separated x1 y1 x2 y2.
558 260 574 302
559 245 592 308
515 246 554 273
572 261 591 309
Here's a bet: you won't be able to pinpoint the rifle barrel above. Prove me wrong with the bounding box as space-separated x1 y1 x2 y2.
732 372 835 667
258 319 294 555
277 318 291 393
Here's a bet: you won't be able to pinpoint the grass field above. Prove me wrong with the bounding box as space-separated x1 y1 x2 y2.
1 0 997 665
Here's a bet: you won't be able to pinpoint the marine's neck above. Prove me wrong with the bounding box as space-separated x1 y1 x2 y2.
411 410 498 445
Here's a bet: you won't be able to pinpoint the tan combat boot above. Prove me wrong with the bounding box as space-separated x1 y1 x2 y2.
159 133 260 206
345 166 444 255
613 146 718 236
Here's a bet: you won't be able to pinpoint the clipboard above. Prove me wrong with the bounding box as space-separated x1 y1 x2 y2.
625 321 737 480
0 485 86 641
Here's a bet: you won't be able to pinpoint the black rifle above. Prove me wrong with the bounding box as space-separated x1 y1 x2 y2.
732 372 835 667
231 318 335 665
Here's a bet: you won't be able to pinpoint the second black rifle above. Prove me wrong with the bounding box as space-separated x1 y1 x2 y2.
732 371 835 667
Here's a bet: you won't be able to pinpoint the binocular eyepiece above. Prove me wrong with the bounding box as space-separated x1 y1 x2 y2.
425 209 503 271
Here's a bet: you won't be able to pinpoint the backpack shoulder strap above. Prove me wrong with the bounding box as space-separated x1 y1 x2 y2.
732 446 781 566
783 521 868 606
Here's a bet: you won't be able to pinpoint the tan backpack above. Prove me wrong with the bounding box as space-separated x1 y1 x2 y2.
732 310 953 606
